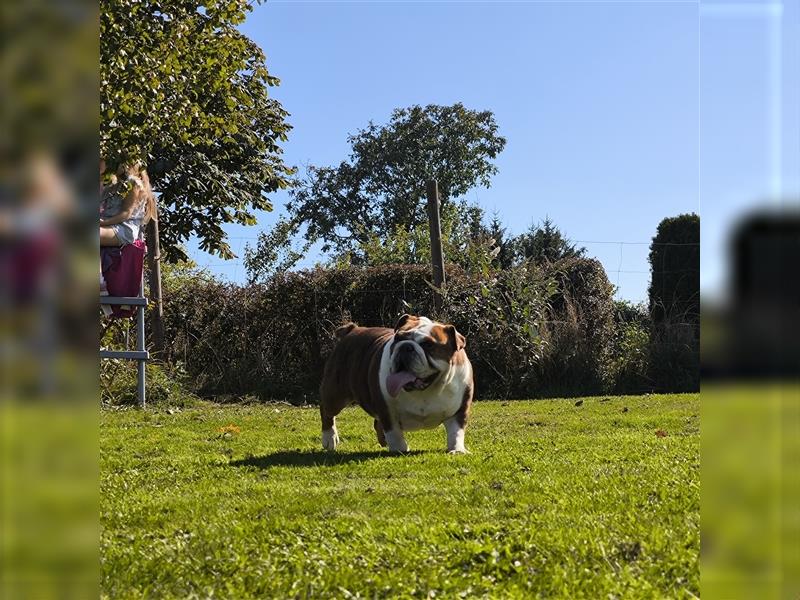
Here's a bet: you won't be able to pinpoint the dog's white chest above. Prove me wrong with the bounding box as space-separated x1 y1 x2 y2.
389 385 463 431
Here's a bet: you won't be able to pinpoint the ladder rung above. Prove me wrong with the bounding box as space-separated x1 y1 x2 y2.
100 296 148 306
100 350 149 360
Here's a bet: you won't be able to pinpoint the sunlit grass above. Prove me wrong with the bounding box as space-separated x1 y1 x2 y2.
101 395 699 598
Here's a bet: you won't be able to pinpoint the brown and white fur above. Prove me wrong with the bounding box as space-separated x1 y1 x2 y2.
319 315 473 454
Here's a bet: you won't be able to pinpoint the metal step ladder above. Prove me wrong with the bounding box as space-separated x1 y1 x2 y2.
100 285 148 407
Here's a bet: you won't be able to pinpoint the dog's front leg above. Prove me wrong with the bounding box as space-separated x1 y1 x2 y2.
444 416 468 454
384 428 409 453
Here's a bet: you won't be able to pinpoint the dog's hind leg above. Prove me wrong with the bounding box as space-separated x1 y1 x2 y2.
320 402 341 451
320 382 351 451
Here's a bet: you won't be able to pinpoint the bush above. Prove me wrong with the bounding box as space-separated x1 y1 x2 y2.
648 314 700 393
602 299 698 394
533 258 615 397
161 259 617 402
164 265 445 401
607 301 651 394
101 314 190 407
101 360 199 408
441 263 555 398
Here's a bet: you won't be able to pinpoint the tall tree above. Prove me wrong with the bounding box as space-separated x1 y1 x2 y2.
281 103 506 255
243 199 496 283
512 217 586 264
100 0 293 260
485 212 516 270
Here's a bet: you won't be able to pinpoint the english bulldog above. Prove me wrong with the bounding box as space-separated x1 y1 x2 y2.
319 314 473 453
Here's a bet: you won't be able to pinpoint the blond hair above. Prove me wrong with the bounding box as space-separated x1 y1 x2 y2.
120 162 157 224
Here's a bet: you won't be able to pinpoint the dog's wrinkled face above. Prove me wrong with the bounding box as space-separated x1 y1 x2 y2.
386 314 467 396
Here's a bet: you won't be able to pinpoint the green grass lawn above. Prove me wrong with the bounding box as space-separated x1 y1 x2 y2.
101 394 699 599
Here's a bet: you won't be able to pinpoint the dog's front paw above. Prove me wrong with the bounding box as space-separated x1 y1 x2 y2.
447 447 469 455
322 428 340 451
385 429 409 453
388 441 410 453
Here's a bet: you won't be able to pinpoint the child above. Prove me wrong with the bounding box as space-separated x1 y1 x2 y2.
99 162 156 300
100 162 156 247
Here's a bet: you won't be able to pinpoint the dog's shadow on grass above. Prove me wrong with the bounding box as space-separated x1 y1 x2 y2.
231 449 425 469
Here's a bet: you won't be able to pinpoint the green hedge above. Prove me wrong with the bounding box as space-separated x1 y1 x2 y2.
647 214 700 391
161 260 619 402
648 213 700 326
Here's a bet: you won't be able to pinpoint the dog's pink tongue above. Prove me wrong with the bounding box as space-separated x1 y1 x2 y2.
387 371 417 397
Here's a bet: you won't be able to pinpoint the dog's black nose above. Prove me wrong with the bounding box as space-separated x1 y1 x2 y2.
396 344 415 370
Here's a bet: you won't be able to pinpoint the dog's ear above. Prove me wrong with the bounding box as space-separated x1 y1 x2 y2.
445 325 466 351
394 314 418 332
335 322 357 339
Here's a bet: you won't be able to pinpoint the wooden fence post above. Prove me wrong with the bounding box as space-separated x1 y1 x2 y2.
426 180 446 311
146 217 165 355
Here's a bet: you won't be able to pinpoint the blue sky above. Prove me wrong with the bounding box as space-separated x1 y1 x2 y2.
700 0 799 303
188 0 799 304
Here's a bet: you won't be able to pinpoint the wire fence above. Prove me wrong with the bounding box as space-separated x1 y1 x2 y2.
189 237 700 304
